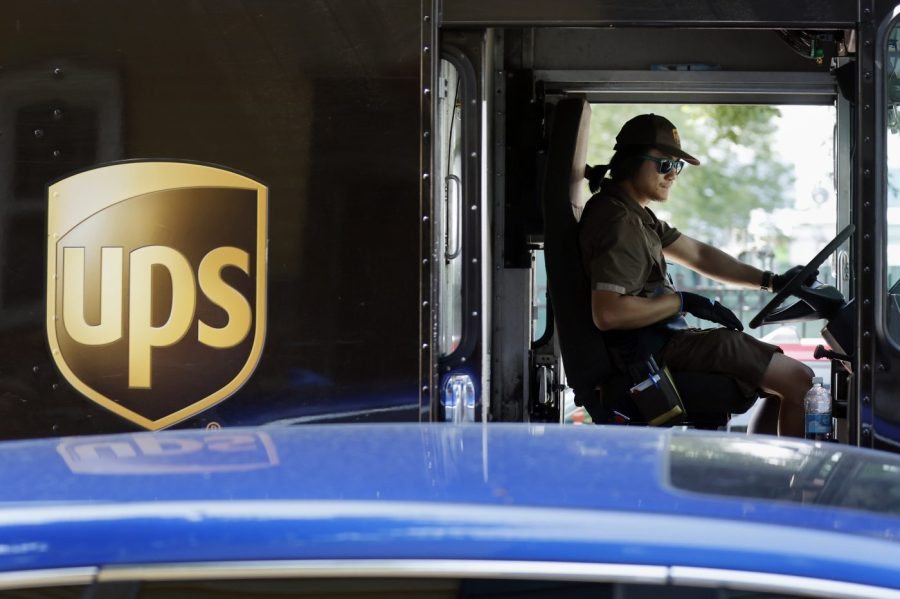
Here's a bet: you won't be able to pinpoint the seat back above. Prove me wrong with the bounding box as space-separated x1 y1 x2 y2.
540 97 611 404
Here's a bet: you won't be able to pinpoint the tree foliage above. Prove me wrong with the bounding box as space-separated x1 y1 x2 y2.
586 104 794 246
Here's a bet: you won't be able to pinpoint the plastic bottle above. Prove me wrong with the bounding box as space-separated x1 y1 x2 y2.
804 377 832 441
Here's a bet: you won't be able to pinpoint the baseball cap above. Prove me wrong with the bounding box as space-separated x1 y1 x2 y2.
614 114 700 166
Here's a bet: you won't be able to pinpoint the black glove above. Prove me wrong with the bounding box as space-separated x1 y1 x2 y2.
772 265 818 293
678 291 744 331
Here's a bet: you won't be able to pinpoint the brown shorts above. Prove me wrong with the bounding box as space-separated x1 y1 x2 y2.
659 328 783 400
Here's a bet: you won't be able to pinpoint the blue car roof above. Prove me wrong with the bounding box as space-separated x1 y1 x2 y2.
1 424 900 592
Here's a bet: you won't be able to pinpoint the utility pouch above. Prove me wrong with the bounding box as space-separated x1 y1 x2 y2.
627 356 685 426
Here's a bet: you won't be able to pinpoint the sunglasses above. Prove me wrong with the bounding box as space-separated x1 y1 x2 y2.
639 155 685 175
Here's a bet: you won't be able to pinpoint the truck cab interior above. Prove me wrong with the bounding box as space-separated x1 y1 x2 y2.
427 2 900 450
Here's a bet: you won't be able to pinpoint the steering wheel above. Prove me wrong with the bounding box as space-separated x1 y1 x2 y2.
749 224 854 329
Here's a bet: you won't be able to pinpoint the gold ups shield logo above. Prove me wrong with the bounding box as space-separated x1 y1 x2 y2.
47 161 268 430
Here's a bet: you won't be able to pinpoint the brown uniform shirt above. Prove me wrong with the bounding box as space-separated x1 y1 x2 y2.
579 182 681 300
578 181 780 403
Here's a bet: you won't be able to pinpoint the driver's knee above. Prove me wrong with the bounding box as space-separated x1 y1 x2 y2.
761 353 814 403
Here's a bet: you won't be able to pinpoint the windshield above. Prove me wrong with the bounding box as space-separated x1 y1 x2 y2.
669 433 900 515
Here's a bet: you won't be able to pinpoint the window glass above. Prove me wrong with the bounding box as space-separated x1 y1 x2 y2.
130 576 875 598
437 58 464 357
532 249 548 342
669 433 900 515
0 585 86 598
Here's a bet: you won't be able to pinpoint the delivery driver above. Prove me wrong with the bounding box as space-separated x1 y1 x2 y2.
579 113 813 436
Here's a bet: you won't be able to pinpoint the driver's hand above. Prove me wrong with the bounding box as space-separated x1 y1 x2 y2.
773 265 818 293
678 292 744 331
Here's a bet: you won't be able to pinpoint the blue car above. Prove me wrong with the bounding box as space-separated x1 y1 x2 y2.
0 424 899 598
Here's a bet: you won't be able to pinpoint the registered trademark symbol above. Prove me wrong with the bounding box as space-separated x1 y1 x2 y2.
205 421 222 430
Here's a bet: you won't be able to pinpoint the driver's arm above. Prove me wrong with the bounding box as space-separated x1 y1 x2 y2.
664 234 765 289
591 290 681 331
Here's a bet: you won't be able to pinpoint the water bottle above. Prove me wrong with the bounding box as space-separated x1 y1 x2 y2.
804 377 832 441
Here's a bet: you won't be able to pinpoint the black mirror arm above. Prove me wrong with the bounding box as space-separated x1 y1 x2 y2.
792 285 845 320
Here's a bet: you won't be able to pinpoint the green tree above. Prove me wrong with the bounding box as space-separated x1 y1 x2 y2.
586 104 794 247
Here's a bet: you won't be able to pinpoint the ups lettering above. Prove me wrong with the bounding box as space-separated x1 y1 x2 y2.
62 245 252 388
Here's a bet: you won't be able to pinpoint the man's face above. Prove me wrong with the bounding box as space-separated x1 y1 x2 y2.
632 148 679 203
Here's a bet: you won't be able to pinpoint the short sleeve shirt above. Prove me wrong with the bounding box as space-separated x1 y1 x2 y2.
579 182 681 299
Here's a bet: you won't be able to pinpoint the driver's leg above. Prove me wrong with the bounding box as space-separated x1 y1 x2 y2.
758 353 813 437
747 394 779 435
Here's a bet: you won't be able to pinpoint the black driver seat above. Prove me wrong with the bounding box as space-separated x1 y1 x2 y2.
541 97 756 426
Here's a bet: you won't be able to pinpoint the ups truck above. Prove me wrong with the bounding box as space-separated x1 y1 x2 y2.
3 1 900 453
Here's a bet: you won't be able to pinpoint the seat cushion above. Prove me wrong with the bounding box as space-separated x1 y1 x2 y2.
579 371 757 426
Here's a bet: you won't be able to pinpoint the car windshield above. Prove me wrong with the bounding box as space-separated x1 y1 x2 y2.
669 433 900 515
